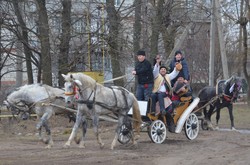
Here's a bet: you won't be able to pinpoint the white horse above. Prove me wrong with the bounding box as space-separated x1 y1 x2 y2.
3 84 76 148
62 73 142 150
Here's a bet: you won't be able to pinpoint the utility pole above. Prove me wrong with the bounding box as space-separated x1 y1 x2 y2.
209 0 215 86
215 0 229 79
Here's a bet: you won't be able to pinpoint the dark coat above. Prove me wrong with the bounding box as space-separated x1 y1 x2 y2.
135 59 154 85
169 57 189 86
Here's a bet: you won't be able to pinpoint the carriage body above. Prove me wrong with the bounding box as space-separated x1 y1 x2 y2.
127 97 200 144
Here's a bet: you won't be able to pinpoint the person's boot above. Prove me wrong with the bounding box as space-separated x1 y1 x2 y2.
166 112 175 133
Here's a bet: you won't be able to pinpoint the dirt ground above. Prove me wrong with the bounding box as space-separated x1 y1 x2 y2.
0 104 250 165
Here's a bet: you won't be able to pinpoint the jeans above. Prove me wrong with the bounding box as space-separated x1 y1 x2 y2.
136 83 153 101
151 92 168 113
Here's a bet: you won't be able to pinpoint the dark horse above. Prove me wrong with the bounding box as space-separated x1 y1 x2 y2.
197 76 242 130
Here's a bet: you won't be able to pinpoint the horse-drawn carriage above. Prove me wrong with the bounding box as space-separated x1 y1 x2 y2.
119 75 243 144
119 96 200 144
2 73 242 149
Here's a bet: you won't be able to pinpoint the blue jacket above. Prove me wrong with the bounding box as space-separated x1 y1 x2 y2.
169 57 189 86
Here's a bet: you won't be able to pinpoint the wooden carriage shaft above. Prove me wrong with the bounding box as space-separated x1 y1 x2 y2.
192 95 219 114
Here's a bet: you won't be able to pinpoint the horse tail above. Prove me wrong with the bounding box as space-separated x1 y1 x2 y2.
132 94 142 137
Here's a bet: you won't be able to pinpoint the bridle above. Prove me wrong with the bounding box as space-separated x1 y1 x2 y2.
64 80 97 109
4 99 33 117
223 79 242 103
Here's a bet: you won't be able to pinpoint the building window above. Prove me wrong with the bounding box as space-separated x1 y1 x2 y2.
115 0 121 6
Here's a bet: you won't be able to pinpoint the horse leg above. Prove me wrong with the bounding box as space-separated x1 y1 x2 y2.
91 114 104 149
37 127 43 141
64 110 83 148
37 111 53 148
207 105 215 130
215 108 221 130
43 120 53 149
78 116 87 148
228 104 236 130
36 112 49 140
130 122 137 147
111 114 124 150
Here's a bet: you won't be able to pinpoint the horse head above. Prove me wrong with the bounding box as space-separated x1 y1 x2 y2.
3 98 31 120
62 73 82 105
225 76 242 102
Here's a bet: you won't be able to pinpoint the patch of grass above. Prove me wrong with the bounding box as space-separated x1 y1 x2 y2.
210 104 250 129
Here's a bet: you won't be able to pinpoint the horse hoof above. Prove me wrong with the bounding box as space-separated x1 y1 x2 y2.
207 122 214 131
43 139 50 144
215 126 219 130
135 135 140 140
79 145 85 149
63 143 70 148
100 143 105 149
45 145 52 149
133 141 138 146
231 127 237 131
133 142 138 149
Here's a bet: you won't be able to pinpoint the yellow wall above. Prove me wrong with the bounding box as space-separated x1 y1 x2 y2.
83 71 104 84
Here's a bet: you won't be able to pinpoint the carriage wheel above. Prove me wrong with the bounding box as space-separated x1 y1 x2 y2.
118 124 132 144
148 120 167 144
184 113 199 140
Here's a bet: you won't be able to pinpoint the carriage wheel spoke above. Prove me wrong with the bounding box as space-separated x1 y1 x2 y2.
185 113 199 140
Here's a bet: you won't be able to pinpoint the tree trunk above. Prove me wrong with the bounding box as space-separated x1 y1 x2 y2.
36 0 52 85
241 20 250 106
133 0 142 55
150 0 164 59
15 39 23 87
12 0 34 84
58 0 72 87
106 0 124 86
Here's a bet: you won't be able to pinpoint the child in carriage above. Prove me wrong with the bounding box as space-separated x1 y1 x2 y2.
171 77 193 110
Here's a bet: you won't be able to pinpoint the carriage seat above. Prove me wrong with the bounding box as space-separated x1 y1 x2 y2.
173 96 192 124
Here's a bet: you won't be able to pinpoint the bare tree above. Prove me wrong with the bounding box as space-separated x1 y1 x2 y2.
133 0 142 55
237 0 250 105
106 0 124 86
58 0 71 87
12 0 34 84
35 0 52 85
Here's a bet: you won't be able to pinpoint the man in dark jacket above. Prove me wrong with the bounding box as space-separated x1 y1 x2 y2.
132 50 154 101
169 50 190 87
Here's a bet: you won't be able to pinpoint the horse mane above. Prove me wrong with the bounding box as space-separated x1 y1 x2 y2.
67 73 99 90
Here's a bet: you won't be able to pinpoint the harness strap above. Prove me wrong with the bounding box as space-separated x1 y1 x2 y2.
109 87 118 107
223 94 232 102
77 82 97 109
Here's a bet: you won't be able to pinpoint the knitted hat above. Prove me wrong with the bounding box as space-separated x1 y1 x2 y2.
160 66 167 70
137 50 146 56
175 50 182 56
